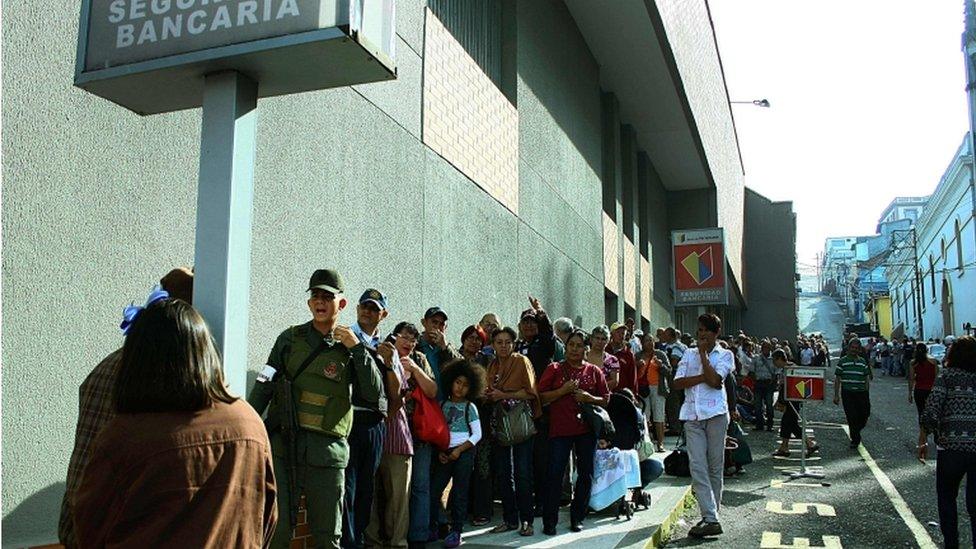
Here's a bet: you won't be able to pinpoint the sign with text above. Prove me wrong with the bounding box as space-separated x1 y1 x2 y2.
671 228 728 306
75 0 397 114
83 0 335 71
784 368 826 402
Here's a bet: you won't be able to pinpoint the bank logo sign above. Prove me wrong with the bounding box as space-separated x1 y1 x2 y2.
680 247 715 286
671 228 728 307
784 368 826 402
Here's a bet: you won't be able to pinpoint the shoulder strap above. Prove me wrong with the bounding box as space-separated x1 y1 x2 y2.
286 336 329 382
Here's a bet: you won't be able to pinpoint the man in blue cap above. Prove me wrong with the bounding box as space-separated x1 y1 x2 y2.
342 288 396 548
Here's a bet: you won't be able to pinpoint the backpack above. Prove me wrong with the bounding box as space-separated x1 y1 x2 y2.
606 392 642 450
410 385 450 451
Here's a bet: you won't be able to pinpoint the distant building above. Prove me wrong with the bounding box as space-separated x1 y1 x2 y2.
741 188 798 342
876 196 929 229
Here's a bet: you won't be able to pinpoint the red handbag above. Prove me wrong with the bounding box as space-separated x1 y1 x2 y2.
410 385 450 451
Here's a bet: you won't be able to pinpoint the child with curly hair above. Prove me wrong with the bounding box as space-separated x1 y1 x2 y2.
430 359 486 548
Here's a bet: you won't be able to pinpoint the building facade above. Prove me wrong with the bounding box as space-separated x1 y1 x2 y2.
0 1 767 545
741 187 798 342
888 136 976 340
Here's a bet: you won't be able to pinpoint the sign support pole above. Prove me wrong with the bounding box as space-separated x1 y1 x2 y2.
193 71 258 397
782 401 825 481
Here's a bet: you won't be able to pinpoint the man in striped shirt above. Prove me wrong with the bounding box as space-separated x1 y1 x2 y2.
833 337 872 449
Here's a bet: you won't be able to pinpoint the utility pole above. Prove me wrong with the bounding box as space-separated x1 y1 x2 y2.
890 228 924 339
911 227 924 339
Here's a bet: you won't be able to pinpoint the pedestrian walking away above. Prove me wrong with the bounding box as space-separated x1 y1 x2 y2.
920 336 976 549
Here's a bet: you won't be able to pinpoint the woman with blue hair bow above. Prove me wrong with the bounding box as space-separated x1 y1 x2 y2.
73 291 278 547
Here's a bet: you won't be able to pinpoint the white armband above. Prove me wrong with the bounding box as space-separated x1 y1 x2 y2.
256 364 278 383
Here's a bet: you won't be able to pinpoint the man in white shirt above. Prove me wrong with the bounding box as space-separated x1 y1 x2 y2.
673 313 734 539
799 341 815 366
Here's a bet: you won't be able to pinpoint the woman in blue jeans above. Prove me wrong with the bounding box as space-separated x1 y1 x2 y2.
485 327 541 536
538 329 610 534
920 336 976 549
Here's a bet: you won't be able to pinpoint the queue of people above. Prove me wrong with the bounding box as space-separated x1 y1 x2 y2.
60 267 680 549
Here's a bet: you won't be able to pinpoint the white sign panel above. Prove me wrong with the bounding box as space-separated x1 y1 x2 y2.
84 0 341 71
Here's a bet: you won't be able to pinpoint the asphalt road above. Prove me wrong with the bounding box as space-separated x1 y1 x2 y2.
664 294 966 548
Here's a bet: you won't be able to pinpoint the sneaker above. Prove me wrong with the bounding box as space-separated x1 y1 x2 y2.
472 517 490 527
570 521 582 532
542 525 557 536
688 520 723 538
443 531 461 548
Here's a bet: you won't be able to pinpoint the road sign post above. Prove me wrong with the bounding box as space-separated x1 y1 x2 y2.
783 367 826 481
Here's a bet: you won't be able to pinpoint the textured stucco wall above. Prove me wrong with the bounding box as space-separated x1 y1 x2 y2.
741 189 798 341
653 0 744 287
516 0 605 327
1 1 609 546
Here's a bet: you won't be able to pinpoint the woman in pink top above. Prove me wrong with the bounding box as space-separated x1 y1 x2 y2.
538 329 609 535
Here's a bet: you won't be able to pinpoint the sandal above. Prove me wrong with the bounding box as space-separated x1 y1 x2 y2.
772 449 791 457
806 444 820 457
490 523 518 534
519 522 534 536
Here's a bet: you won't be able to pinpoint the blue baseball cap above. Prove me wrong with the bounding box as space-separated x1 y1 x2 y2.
358 288 388 311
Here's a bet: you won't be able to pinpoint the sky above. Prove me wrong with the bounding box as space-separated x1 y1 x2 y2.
709 1 970 278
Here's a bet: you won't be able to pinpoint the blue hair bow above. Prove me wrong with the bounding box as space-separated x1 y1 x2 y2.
120 285 170 335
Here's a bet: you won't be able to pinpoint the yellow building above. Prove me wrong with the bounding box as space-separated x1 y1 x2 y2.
870 296 893 338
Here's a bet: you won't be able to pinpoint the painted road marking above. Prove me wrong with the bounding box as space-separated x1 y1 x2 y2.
844 426 937 549
770 480 825 489
760 531 843 548
766 501 837 517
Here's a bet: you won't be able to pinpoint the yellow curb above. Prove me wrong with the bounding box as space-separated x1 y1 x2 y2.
643 487 696 549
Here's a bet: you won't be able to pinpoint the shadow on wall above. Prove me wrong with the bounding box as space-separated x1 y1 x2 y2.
2 481 64 547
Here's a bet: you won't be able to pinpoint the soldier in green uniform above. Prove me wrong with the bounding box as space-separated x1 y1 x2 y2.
249 269 384 549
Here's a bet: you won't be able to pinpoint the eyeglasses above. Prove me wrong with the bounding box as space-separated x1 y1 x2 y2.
396 333 417 344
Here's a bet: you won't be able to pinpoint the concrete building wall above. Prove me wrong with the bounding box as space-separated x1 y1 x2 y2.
741 188 798 341
0 1 612 544
653 0 744 286
1 1 745 544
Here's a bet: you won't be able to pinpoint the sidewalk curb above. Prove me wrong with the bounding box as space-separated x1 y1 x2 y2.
642 486 695 549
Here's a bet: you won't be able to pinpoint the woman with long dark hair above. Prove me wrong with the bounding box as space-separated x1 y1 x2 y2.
74 297 277 548
920 336 976 549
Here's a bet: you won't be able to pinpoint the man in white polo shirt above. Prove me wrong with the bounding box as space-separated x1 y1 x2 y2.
672 313 734 539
